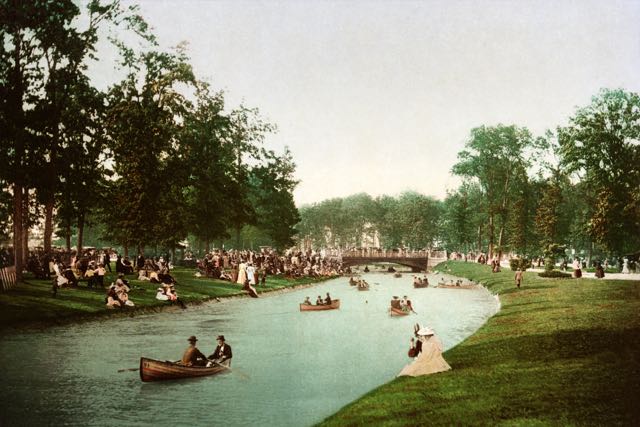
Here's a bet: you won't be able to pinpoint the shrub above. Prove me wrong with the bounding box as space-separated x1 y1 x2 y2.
538 270 572 278
509 258 532 271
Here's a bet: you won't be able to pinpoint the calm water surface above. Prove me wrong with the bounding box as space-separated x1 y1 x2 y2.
0 271 498 426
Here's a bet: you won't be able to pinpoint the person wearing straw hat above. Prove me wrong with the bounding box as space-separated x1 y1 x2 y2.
398 326 451 377
181 336 207 366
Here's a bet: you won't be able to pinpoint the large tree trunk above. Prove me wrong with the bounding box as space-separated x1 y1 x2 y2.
22 186 29 263
65 223 71 251
13 184 24 281
43 198 54 253
205 239 210 253
488 213 495 261
497 225 505 261
76 211 85 255
477 224 482 253
123 244 129 258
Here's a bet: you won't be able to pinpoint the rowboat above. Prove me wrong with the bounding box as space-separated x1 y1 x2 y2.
436 284 476 289
300 299 340 311
357 286 369 291
414 282 429 288
389 306 410 316
139 357 227 382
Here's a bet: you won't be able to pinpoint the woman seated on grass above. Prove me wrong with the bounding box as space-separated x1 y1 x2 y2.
398 325 450 377
105 286 122 309
112 275 134 307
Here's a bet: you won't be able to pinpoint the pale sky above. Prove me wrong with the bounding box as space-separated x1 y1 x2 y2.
91 0 640 206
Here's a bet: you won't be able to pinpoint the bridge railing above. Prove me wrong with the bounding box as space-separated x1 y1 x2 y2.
326 249 447 259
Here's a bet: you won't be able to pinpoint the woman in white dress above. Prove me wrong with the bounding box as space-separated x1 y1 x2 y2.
236 260 247 285
398 326 451 377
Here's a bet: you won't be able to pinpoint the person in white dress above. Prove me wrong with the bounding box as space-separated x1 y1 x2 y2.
398 326 451 377
246 263 256 285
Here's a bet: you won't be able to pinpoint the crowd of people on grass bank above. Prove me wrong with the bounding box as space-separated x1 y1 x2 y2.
447 248 638 277
195 248 345 283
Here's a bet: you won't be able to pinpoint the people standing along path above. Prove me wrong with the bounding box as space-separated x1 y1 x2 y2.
572 258 582 278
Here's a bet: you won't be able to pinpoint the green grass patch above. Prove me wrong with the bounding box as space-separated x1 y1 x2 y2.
319 261 640 426
0 267 330 330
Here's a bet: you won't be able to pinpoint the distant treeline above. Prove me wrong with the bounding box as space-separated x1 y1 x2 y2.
298 88 640 262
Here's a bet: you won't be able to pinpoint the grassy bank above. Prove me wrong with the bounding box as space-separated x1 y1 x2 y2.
0 266 330 331
320 261 640 426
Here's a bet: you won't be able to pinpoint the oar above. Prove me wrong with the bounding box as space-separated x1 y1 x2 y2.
211 361 250 380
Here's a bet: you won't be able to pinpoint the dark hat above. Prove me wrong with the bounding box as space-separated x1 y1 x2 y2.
216 335 225 341
188 335 197 342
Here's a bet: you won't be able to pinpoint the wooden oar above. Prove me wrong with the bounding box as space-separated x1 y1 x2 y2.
211 361 250 379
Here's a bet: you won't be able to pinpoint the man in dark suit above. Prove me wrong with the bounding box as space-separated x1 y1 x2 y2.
103 251 111 272
208 335 232 367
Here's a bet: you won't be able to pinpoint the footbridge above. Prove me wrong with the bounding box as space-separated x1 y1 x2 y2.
327 249 448 272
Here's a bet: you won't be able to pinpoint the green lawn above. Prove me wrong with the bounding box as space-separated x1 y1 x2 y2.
319 261 640 426
0 265 329 330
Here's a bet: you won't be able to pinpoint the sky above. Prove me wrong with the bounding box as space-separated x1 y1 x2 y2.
91 0 640 206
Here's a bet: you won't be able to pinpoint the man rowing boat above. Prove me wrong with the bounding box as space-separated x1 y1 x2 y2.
181 335 207 366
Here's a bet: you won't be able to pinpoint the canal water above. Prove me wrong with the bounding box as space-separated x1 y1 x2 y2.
0 271 499 426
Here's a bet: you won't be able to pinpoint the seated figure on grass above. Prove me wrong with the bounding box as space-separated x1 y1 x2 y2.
398 325 450 377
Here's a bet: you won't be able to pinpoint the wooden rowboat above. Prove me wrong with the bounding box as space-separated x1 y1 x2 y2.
414 282 429 288
357 286 369 291
436 284 476 289
389 306 410 316
139 357 227 382
300 299 340 311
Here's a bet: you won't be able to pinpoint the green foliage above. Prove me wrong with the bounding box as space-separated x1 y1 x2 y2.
452 124 548 257
537 270 572 278
509 257 531 271
250 148 300 249
297 192 441 250
558 88 640 254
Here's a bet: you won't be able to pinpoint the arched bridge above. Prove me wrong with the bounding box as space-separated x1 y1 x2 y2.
327 249 448 272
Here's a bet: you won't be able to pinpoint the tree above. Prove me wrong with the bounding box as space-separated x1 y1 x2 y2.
181 82 232 251
102 45 196 256
226 106 275 247
250 148 300 249
452 125 547 259
557 88 640 254
441 183 479 253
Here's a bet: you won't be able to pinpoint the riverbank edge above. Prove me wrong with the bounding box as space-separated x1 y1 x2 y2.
318 261 640 426
0 276 336 334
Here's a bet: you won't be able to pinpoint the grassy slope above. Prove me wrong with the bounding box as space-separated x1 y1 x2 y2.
320 261 640 426
0 265 328 330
